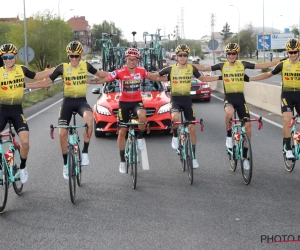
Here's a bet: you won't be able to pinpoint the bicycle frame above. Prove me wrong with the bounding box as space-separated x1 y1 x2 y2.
0 124 21 183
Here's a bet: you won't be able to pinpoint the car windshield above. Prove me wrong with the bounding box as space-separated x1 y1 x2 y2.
104 79 163 93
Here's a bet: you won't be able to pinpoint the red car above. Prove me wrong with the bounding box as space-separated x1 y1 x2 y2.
92 79 172 137
164 72 212 102
162 59 169 68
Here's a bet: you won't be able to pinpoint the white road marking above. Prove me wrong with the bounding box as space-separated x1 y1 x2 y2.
211 94 283 128
140 138 149 170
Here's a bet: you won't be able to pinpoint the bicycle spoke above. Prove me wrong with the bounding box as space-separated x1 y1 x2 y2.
240 134 253 185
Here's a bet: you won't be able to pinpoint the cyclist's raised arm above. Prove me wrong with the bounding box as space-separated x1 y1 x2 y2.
87 62 108 84
148 72 167 81
192 65 219 82
249 62 282 81
192 64 212 71
25 64 62 89
87 76 109 85
254 59 280 69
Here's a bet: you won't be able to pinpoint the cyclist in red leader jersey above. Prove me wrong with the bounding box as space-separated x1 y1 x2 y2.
97 48 166 173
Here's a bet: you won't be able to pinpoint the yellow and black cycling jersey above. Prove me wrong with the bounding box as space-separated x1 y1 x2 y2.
0 65 36 105
211 61 255 94
271 60 300 92
159 64 201 96
49 61 97 98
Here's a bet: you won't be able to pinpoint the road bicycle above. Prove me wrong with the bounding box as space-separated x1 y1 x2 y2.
227 111 263 185
50 112 88 203
0 120 23 213
117 114 149 189
100 33 117 71
283 113 300 172
170 110 204 185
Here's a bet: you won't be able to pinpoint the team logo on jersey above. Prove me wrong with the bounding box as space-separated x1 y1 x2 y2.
65 81 71 86
67 68 72 72
1 86 8 90
225 66 230 71
3 73 8 77
286 65 291 70
174 69 179 74
110 71 116 77
134 73 140 79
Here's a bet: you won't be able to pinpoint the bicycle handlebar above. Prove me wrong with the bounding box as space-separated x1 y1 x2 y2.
116 121 150 135
170 119 204 133
50 124 89 139
231 116 263 130
289 113 300 127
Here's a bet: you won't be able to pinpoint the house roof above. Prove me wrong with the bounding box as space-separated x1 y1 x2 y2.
67 16 90 31
0 16 21 23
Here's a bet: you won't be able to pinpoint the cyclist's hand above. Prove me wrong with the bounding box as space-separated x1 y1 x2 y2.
244 74 250 82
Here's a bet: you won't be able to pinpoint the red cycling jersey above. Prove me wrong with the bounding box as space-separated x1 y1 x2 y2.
107 66 149 102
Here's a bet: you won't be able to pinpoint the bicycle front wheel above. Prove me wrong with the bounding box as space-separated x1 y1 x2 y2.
185 134 193 185
0 158 8 213
130 139 138 189
240 133 253 185
76 149 82 187
283 132 296 172
68 149 76 203
12 146 23 195
229 145 238 172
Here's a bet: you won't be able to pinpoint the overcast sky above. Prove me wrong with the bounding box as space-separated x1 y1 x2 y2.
3 0 300 41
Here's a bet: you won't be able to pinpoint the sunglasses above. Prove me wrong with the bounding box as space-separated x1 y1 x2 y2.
227 52 237 56
2 55 15 60
177 54 188 57
69 55 80 58
288 51 298 55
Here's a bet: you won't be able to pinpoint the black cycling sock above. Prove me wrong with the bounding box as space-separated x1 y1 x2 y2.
173 129 178 137
138 130 144 139
120 150 125 162
283 137 292 151
243 147 248 159
63 154 68 165
227 129 232 137
192 145 196 158
20 157 27 169
82 142 89 153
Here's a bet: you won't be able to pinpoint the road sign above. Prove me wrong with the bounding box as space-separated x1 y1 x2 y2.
257 33 294 50
208 39 219 51
18 46 35 63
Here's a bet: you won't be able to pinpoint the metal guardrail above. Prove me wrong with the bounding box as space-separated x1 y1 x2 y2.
24 78 63 95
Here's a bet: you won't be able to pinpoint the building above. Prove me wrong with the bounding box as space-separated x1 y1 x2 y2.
67 16 93 54
0 16 21 23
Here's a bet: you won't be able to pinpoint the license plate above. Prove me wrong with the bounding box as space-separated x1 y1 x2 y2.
190 91 196 95
201 91 209 93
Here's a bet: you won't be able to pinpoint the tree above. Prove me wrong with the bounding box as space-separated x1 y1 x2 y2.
219 23 233 44
290 25 299 38
7 10 73 70
0 22 15 46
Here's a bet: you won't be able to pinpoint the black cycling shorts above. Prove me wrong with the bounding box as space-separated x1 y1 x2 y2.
0 105 29 133
224 93 250 120
58 97 92 125
170 96 195 121
118 101 145 127
281 91 300 114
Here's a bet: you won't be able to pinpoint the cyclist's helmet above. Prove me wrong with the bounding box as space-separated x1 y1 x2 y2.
225 43 240 53
66 41 83 54
286 38 300 51
125 48 140 59
0 43 18 56
175 44 190 54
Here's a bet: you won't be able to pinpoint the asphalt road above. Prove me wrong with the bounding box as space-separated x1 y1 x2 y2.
1 84 300 250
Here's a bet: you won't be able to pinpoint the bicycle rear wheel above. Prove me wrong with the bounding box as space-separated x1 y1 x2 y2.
0 158 8 213
68 149 76 203
240 133 253 185
283 132 296 172
12 146 23 195
185 134 193 185
130 139 137 189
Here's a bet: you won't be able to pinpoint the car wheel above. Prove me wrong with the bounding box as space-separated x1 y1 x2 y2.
94 120 106 138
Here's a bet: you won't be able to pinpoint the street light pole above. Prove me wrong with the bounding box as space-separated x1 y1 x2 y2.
23 0 28 68
230 5 240 59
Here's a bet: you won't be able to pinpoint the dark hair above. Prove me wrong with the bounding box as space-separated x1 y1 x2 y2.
46 64 51 68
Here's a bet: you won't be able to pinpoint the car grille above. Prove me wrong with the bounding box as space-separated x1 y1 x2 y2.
112 108 156 117
191 86 201 91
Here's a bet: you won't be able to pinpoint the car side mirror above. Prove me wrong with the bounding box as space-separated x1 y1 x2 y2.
92 88 100 94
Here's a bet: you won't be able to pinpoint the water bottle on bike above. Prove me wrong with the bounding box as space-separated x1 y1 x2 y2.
5 149 13 167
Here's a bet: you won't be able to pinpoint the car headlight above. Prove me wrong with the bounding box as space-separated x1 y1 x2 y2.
96 105 111 116
202 83 210 88
157 103 170 114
